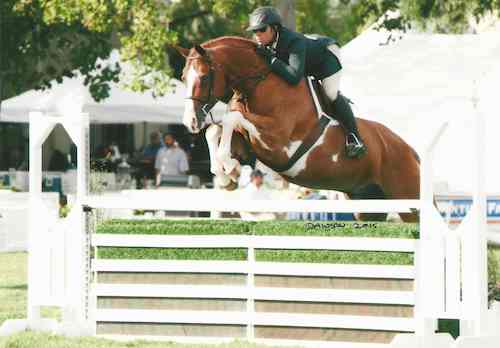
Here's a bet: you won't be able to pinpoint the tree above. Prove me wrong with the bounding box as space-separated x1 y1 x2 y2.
276 0 296 30
1 0 499 105
337 0 500 35
0 0 275 103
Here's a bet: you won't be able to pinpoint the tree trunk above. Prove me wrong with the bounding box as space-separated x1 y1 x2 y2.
275 0 296 31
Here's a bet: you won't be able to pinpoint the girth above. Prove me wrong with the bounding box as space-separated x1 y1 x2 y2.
273 78 336 173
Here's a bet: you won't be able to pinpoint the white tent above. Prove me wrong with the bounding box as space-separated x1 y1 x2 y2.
342 30 500 193
0 51 225 124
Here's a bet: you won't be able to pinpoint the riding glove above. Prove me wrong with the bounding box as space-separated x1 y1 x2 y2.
256 45 276 65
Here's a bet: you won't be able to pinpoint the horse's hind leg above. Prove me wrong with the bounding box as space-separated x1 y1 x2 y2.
382 153 420 223
348 183 388 222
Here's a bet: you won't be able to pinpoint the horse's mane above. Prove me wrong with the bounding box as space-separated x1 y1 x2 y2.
201 36 256 51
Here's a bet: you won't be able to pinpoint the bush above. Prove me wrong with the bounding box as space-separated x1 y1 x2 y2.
488 247 500 303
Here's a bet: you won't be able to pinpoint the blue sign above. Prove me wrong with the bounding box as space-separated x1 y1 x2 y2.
437 197 500 222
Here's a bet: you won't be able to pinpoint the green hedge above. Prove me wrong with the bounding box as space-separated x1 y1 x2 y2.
95 220 418 265
97 219 419 238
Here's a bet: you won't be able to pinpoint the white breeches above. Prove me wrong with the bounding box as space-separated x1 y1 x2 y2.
322 44 343 102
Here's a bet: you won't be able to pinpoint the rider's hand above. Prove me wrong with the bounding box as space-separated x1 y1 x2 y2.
255 45 275 65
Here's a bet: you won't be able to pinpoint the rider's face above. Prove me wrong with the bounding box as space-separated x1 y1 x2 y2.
253 25 275 46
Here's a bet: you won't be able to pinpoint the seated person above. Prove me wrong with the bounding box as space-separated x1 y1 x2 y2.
240 169 276 221
155 133 189 187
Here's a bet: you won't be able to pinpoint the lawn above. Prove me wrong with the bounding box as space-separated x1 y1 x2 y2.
0 253 27 326
0 332 286 348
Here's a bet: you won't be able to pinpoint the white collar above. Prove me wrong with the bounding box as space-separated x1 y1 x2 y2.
272 29 280 50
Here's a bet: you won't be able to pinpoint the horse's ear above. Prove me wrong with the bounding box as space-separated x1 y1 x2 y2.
175 45 190 58
194 44 206 57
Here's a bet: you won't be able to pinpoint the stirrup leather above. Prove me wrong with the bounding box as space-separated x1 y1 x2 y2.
346 133 363 147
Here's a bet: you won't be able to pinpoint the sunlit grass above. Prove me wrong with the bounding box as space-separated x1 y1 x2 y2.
0 332 290 348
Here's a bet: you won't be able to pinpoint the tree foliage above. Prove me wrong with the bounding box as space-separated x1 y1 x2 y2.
1 0 499 104
341 0 500 34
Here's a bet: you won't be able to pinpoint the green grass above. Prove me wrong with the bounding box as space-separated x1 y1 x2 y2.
96 220 417 265
0 253 59 328
0 253 27 325
0 332 288 348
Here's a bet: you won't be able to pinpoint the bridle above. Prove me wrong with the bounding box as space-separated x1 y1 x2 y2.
185 54 222 124
185 46 270 124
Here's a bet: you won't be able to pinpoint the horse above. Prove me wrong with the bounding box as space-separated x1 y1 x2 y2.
177 36 420 222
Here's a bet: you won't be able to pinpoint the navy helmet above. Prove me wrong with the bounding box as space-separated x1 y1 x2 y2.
246 6 282 31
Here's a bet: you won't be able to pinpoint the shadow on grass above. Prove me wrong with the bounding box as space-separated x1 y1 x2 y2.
0 284 27 290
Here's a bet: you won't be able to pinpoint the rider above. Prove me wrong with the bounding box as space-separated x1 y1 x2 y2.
247 6 367 159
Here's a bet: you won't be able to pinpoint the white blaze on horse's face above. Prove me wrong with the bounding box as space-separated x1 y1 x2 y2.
183 65 200 133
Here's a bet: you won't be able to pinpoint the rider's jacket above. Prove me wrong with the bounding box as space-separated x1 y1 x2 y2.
266 27 342 85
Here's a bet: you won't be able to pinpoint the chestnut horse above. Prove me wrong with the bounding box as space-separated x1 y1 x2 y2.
178 37 420 222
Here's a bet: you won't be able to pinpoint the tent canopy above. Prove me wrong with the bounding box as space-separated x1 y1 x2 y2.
342 30 500 193
0 51 225 124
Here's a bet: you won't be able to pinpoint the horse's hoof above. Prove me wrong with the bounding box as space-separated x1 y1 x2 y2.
228 167 240 181
223 181 238 191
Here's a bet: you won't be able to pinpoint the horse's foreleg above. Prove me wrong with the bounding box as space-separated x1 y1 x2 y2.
205 124 233 188
217 112 241 182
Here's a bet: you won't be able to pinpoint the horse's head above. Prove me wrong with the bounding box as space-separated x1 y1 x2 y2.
178 45 229 133
178 37 269 133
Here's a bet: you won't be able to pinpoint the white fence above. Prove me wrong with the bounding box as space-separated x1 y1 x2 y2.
92 234 418 347
0 192 59 252
0 111 498 348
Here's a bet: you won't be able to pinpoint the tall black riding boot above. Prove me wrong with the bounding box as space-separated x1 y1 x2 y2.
331 93 367 159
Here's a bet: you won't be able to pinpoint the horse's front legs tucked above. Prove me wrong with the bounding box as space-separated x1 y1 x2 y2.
217 112 241 182
205 124 235 188
215 109 272 185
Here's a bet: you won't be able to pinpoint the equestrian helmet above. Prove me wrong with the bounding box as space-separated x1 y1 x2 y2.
246 6 282 31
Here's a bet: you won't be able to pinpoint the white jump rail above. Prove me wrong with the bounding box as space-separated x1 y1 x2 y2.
83 195 420 213
92 259 415 279
0 108 498 348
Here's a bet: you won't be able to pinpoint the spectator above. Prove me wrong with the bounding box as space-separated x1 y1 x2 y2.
254 160 286 190
137 131 164 188
48 149 69 171
155 133 189 186
10 147 28 170
240 169 276 221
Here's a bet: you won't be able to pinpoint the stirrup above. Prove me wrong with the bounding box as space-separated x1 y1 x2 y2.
345 133 367 159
